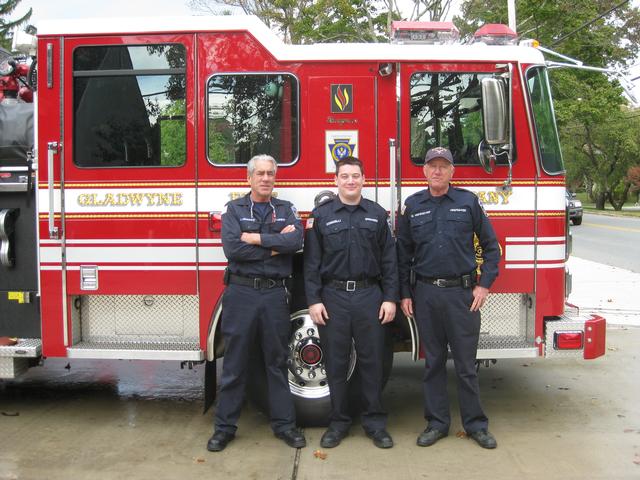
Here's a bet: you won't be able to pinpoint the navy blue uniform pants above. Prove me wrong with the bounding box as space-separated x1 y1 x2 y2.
215 284 295 434
413 282 488 434
319 285 387 433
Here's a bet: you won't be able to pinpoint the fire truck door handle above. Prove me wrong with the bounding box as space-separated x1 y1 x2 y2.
389 139 397 231
47 141 60 239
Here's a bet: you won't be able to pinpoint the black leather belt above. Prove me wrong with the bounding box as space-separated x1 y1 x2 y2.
416 272 476 288
324 278 378 292
228 273 287 289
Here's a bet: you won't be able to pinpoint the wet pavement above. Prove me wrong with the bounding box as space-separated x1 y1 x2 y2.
2 327 640 480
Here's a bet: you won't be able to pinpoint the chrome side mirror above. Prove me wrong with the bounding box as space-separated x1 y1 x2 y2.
481 77 509 145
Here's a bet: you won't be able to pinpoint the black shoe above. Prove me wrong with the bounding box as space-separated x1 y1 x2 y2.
320 429 347 448
416 427 447 447
206 430 235 452
275 428 306 448
469 429 497 449
365 429 394 449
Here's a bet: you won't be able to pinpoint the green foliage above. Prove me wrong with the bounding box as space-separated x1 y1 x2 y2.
0 0 31 50
458 0 640 209
190 1 454 44
159 99 186 167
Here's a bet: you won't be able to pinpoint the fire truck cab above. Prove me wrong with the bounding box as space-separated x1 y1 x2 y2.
0 16 605 422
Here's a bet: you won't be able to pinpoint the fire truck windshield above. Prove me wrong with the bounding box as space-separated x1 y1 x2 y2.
526 66 564 174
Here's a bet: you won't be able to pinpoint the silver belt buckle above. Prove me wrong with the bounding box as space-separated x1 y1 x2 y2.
253 278 261 289
346 280 356 292
434 278 447 288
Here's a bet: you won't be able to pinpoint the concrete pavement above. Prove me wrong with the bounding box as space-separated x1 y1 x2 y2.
2 325 639 480
568 256 640 326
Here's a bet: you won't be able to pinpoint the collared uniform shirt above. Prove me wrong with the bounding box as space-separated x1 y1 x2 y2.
221 193 303 278
304 196 399 305
397 186 500 298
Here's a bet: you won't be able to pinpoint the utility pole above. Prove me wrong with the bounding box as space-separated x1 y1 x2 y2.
507 0 517 32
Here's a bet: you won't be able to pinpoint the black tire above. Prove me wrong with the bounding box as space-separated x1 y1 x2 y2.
247 314 394 427
572 216 582 225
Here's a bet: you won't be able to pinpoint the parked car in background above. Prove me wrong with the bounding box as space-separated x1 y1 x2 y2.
566 190 583 225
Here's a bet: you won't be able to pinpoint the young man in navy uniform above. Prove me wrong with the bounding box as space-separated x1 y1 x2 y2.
207 154 305 452
397 147 500 449
304 156 398 449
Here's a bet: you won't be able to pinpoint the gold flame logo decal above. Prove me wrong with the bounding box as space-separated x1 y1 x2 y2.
331 84 353 113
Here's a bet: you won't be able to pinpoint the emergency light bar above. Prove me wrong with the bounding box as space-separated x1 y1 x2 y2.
473 24 518 45
390 21 459 44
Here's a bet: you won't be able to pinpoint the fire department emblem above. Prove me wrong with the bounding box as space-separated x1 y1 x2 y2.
329 138 356 162
474 233 503 274
325 130 358 172
331 84 353 113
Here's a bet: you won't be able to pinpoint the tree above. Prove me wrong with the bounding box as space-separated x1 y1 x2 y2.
560 107 640 210
188 0 453 43
457 0 640 210
627 164 640 205
1 0 31 50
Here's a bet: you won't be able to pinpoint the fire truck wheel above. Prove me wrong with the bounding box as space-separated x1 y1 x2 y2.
247 309 394 427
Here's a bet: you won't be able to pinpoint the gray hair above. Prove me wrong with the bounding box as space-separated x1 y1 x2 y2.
247 154 278 175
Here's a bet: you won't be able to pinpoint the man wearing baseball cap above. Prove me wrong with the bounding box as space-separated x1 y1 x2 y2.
396 146 500 449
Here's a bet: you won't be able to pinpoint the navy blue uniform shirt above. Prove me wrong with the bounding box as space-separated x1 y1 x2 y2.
396 186 500 298
221 193 303 278
304 196 399 305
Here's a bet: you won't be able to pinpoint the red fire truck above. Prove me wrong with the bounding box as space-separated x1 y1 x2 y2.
0 16 605 423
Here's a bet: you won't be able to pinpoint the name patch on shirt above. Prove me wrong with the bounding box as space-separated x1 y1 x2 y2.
275 218 287 222
240 217 256 222
412 210 431 218
326 219 342 227
364 217 378 223
449 208 467 213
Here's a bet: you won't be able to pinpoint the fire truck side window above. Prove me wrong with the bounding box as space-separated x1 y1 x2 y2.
409 72 513 166
73 44 186 168
207 74 299 165
526 67 564 175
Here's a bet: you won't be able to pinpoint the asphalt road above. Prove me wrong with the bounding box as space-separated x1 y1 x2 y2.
2 327 639 480
571 213 640 273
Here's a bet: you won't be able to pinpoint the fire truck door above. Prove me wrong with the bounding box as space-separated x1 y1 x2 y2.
60 38 197 298
306 74 395 206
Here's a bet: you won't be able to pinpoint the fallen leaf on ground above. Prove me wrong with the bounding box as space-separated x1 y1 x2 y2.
314 450 327 460
455 431 467 438
193 457 205 463
608 346 618 351
558 387 570 390
1 412 19 417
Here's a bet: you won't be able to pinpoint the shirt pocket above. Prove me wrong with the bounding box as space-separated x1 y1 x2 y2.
240 220 260 233
410 211 434 243
357 219 378 240
446 209 472 236
268 220 287 233
323 221 349 252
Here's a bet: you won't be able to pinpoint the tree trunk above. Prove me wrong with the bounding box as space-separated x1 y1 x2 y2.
584 175 593 201
607 183 631 211
594 191 606 210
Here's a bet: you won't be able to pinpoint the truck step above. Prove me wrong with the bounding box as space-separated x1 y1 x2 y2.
0 339 41 379
67 340 203 361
